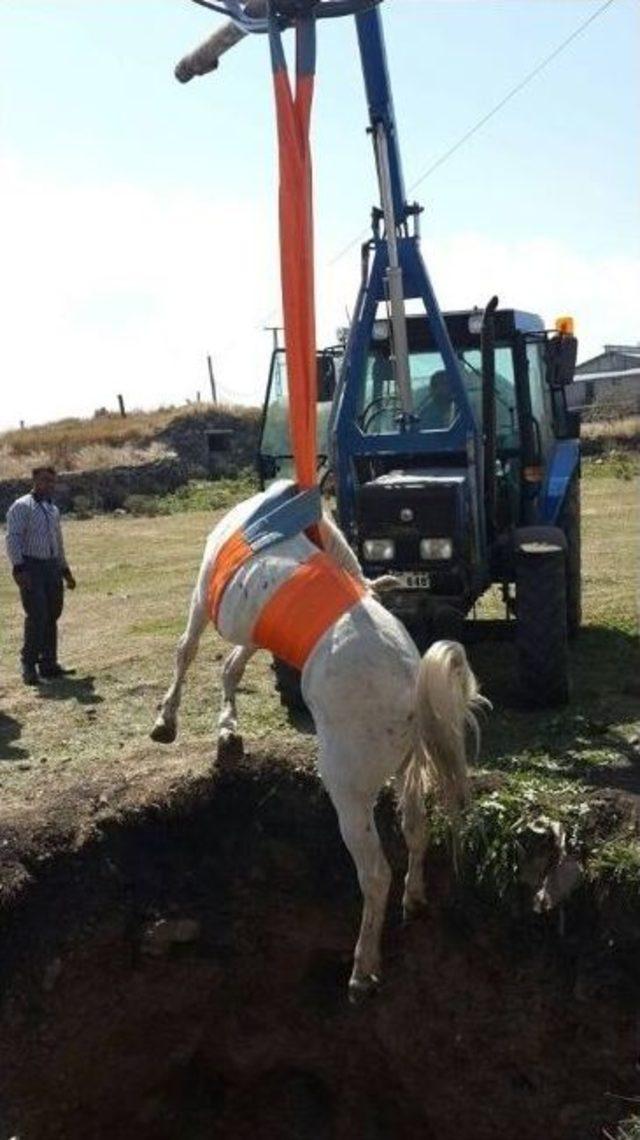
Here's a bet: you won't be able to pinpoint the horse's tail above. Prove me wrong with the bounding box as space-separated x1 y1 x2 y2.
412 640 490 816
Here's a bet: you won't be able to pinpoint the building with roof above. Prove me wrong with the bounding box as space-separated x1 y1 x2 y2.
568 344 640 413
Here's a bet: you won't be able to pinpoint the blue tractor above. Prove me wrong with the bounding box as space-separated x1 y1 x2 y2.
174 0 581 708
255 3 581 709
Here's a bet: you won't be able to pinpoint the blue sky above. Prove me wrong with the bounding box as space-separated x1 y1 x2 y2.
1 0 638 429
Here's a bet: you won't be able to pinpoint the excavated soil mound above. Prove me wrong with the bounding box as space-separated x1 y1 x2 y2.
0 760 637 1140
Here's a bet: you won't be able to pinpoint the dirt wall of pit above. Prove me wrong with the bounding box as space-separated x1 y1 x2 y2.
0 757 638 1140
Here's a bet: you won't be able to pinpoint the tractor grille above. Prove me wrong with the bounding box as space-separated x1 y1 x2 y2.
355 472 466 570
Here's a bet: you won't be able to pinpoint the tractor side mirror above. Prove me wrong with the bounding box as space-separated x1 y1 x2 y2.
546 335 580 441
545 335 578 388
317 354 337 402
258 455 278 481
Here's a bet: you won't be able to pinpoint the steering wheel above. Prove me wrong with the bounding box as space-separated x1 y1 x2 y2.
358 394 404 432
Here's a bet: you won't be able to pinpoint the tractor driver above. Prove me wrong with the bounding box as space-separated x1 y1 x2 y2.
418 370 456 430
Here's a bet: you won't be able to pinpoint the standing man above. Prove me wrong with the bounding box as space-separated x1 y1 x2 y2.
5 466 76 685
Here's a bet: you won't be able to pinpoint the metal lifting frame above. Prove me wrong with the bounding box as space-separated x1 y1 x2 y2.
175 0 483 549
186 0 380 37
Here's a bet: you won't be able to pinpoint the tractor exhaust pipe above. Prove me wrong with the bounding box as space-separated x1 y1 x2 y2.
481 295 499 539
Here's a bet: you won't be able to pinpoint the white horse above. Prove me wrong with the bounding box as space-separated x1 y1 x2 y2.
151 483 488 999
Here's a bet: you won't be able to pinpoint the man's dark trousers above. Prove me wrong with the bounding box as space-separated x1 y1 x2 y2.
19 557 64 671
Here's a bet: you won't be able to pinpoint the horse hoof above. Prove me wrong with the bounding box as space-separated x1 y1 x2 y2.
348 974 380 1005
150 720 176 744
217 731 244 766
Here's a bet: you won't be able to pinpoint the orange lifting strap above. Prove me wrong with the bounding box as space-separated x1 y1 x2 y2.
269 17 318 493
252 552 366 670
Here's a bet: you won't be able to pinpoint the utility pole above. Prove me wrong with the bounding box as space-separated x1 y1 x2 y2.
207 355 217 404
117 394 126 417
264 325 283 352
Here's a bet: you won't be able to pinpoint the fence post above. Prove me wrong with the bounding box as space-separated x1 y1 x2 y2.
207 355 217 404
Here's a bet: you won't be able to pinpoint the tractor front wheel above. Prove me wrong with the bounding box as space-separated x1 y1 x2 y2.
272 657 307 713
515 528 570 708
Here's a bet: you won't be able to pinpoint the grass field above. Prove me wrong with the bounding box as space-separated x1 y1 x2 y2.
0 472 638 836
0 474 637 1140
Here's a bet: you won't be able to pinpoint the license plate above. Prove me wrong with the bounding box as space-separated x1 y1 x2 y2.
397 571 431 590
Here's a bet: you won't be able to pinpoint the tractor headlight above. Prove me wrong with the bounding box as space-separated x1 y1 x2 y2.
372 319 389 341
363 538 395 562
420 537 453 561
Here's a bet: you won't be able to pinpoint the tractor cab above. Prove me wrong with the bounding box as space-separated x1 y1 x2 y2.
332 307 578 598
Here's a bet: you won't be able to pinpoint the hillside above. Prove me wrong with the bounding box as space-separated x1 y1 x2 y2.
0 403 260 480
0 403 261 519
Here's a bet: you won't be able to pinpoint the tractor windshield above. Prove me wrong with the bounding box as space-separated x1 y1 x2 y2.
359 345 519 451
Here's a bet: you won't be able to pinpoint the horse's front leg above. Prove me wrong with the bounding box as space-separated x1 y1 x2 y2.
151 591 208 743
217 644 255 764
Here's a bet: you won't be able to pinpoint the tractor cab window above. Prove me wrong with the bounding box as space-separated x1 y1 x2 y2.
526 340 553 457
410 356 461 430
461 346 519 452
260 351 292 460
259 349 339 483
359 349 464 433
359 344 520 452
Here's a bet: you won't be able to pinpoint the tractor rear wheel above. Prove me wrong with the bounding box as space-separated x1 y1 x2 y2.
272 657 307 713
515 529 570 708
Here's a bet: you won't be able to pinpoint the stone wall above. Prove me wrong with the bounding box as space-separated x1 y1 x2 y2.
158 408 260 475
0 457 191 520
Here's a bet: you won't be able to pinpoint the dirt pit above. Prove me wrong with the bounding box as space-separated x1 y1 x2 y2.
0 758 638 1140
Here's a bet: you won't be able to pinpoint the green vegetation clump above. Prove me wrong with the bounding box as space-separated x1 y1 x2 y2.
431 775 591 898
605 1114 640 1140
430 772 639 913
159 473 257 514
583 450 639 481
118 474 257 518
588 834 640 899
123 493 168 518
71 494 94 519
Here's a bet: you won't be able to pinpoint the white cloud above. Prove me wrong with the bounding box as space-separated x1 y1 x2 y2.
1 159 637 433
0 158 279 430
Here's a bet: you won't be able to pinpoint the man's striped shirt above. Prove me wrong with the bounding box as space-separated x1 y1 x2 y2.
5 494 68 568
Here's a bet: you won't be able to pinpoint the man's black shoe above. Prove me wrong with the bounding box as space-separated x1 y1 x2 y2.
22 666 39 686
39 664 75 679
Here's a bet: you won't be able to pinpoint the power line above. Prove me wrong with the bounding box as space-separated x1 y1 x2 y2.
329 0 618 266
249 0 618 349
408 0 617 194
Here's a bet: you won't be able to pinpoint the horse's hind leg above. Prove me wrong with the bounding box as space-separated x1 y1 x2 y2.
217 644 255 764
151 591 208 743
397 756 429 920
323 769 391 1001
